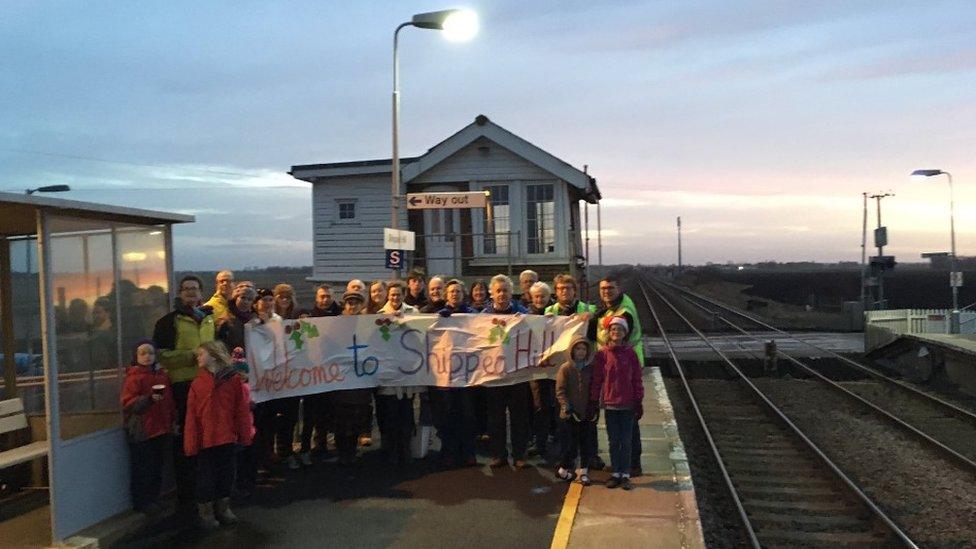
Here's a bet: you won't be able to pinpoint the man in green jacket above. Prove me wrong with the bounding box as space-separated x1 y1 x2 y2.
586 274 645 476
587 275 644 366
152 274 215 520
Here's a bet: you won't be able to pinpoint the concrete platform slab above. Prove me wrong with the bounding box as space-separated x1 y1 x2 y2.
559 367 704 549
568 515 703 549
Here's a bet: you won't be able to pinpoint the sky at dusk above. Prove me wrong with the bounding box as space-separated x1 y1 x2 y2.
2 1 974 270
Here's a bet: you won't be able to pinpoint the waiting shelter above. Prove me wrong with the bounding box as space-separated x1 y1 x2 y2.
0 191 192 544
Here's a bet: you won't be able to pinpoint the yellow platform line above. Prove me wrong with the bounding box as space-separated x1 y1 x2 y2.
550 482 582 549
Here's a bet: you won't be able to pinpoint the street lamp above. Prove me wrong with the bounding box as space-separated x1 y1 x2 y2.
26 184 71 195
911 169 960 333
391 9 478 273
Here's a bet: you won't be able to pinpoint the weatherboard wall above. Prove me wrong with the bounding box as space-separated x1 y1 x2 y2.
311 173 405 282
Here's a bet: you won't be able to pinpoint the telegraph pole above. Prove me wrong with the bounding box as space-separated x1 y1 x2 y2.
860 193 867 310
869 192 895 309
677 216 682 276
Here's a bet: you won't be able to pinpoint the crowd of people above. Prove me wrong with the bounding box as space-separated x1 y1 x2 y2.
120 268 647 531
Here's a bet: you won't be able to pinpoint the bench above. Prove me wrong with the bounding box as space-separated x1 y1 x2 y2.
0 398 48 469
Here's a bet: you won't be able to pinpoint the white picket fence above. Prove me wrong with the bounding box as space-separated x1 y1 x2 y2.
865 308 976 336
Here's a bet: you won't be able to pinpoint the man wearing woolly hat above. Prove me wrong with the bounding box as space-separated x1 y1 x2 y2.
588 314 644 490
587 274 646 477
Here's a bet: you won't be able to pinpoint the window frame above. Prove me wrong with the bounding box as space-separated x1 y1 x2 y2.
335 199 357 223
480 183 512 256
471 179 568 263
525 182 557 256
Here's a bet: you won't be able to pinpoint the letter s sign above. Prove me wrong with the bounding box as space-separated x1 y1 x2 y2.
385 249 403 269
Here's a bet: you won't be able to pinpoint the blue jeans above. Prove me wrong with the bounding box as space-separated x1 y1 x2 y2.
604 409 634 475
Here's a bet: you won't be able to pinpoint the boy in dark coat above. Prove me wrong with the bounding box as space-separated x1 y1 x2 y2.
555 335 596 485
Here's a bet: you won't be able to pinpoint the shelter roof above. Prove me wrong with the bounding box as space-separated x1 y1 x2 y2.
0 191 193 237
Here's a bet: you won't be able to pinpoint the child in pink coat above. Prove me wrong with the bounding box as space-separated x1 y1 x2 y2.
588 316 644 490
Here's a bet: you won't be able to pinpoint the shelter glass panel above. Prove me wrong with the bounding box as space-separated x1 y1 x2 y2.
482 185 510 255
3 238 45 415
47 216 121 440
116 226 168 360
526 184 555 254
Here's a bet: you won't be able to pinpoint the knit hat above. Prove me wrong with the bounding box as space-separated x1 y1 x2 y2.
130 338 157 367
231 346 245 362
608 316 629 335
231 347 249 374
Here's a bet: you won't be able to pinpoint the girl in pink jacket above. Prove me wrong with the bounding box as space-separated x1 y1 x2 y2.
589 316 644 490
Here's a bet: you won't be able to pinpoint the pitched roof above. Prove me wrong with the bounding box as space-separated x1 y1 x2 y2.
289 115 600 201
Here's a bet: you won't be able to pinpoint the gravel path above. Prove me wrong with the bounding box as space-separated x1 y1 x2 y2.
838 380 976 463
757 378 976 547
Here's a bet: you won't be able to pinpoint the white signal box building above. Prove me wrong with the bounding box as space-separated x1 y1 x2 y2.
290 115 601 284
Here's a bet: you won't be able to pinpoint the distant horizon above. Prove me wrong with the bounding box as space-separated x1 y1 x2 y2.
171 258 960 273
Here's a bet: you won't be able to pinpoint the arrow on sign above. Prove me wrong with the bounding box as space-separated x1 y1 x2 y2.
409 196 422 207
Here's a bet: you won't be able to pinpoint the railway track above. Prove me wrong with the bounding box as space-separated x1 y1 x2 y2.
637 277 914 547
654 277 976 471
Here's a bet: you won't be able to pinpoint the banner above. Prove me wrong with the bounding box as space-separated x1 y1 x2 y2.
245 314 587 403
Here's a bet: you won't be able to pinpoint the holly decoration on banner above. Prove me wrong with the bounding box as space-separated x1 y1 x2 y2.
375 315 405 341
487 317 510 345
285 320 320 350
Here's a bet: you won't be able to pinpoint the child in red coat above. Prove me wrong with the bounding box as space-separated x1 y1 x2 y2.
588 316 644 490
121 339 175 512
184 341 253 529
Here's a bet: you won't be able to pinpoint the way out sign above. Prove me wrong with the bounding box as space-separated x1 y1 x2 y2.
406 191 488 210
385 249 404 270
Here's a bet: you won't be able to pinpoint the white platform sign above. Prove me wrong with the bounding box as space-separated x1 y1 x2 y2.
406 191 488 210
383 228 415 251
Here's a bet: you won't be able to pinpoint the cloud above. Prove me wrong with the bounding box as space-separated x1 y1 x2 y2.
178 235 312 252
821 48 976 81
172 208 230 216
599 190 851 211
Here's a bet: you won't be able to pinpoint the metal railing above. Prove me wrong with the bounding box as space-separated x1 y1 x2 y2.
413 230 524 276
865 308 976 336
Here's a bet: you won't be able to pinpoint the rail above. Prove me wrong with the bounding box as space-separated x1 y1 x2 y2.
636 278 760 546
658 278 976 427
654 278 976 473
638 275 916 547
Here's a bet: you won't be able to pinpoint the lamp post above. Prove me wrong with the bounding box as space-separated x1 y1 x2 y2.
392 9 478 274
911 169 959 333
